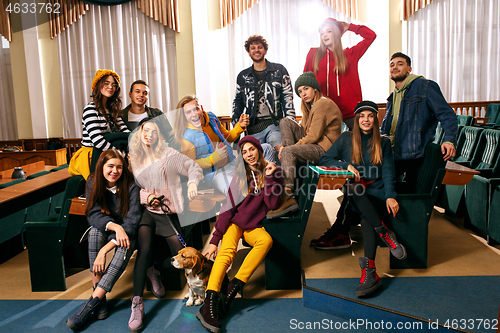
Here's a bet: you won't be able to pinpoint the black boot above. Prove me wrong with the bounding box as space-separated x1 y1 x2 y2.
374 222 407 260
220 278 245 317
355 257 383 297
196 290 220 333
66 296 101 330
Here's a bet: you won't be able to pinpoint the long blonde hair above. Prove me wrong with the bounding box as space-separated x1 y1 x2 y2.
313 21 347 75
351 112 382 165
129 120 166 171
173 95 199 144
235 142 268 197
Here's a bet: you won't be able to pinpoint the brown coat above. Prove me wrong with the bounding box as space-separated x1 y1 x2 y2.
296 97 343 152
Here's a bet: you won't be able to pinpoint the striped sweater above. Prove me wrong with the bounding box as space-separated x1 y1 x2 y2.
81 102 130 150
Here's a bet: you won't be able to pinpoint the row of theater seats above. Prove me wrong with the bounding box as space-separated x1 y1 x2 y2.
434 104 500 146
435 123 500 244
0 164 69 247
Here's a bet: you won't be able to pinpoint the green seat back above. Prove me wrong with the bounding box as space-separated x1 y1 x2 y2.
457 115 474 126
484 104 500 126
453 126 484 163
433 122 444 144
469 129 500 171
415 142 447 194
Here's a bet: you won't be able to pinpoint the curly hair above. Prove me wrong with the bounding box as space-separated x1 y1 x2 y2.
244 35 268 52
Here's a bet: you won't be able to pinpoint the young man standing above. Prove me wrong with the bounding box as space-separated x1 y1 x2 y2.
382 52 457 192
232 35 295 163
121 80 180 151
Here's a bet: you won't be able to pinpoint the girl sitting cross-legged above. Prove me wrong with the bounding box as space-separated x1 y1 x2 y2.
67 149 142 330
319 101 406 297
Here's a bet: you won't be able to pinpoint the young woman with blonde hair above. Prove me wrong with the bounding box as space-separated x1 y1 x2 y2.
303 18 376 130
127 117 203 332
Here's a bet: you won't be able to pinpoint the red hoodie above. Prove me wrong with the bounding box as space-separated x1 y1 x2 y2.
303 23 376 119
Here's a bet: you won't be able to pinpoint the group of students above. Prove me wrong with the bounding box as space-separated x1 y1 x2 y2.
65 15 457 333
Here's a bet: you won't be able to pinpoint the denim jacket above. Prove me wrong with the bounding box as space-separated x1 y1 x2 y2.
381 78 457 161
231 60 295 128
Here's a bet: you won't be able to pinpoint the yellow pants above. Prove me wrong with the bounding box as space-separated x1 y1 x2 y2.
68 146 93 180
207 224 273 292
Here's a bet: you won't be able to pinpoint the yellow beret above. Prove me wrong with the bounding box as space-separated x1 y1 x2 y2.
91 69 120 91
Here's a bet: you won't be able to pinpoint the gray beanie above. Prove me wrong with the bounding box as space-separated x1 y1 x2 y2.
294 72 321 96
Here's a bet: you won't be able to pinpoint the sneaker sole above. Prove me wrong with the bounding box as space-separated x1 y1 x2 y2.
315 244 352 250
356 280 383 297
266 203 299 219
96 311 109 320
129 324 144 333
66 318 81 330
196 311 220 333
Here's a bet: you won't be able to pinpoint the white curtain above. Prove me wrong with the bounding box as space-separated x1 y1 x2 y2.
227 0 358 115
0 36 18 140
407 0 500 107
58 1 178 139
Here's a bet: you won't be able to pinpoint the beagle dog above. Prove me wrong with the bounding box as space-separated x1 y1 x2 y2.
171 247 213 306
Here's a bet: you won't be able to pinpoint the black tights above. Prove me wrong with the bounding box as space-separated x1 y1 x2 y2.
133 224 183 297
346 184 384 261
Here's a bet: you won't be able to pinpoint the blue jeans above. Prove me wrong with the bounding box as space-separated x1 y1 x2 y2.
252 124 281 164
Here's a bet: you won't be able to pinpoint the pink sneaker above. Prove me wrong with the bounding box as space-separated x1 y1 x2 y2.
128 296 144 333
146 266 165 299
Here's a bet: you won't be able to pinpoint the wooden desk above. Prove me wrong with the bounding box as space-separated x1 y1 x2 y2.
309 166 354 190
0 161 56 184
474 117 491 125
0 169 71 218
0 148 67 172
189 191 226 212
442 161 480 186
69 190 228 216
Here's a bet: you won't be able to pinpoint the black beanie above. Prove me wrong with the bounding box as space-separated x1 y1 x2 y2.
354 101 379 114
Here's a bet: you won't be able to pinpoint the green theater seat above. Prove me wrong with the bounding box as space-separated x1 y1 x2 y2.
25 175 87 291
389 143 447 269
262 165 319 290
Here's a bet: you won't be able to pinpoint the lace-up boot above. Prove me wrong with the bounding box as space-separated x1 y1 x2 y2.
374 222 407 260
355 257 383 297
196 290 220 333
128 296 144 333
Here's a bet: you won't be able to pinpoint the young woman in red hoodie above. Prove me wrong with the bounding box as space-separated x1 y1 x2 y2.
303 18 376 130
197 135 283 333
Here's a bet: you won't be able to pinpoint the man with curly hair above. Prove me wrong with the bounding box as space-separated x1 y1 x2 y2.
232 35 295 164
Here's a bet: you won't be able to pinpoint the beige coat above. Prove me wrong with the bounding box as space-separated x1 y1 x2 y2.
296 97 343 152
